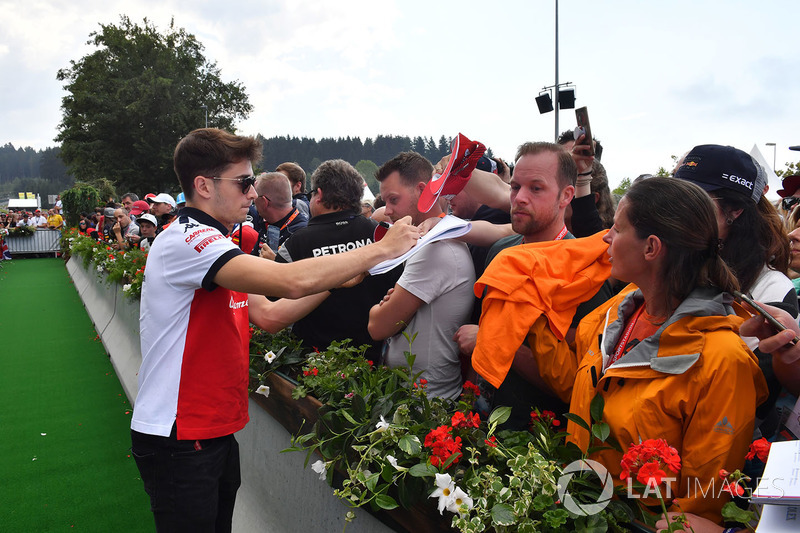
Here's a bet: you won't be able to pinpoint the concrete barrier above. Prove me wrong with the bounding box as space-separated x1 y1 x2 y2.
65 257 394 533
66 256 141 402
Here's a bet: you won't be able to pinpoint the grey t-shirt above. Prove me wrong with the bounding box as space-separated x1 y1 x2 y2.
382 239 476 400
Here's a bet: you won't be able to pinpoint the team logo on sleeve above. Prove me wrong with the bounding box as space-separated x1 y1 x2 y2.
229 295 248 309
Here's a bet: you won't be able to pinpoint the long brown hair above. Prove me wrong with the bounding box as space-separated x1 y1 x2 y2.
713 190 789 292
624 177 740 310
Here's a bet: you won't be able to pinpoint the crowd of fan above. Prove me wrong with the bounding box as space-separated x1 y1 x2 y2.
29 131 800 530
1 202 64 230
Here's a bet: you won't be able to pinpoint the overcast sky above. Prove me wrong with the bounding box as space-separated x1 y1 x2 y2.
2 0 798 188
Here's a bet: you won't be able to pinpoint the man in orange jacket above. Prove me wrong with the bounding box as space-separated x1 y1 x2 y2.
454 142 613 428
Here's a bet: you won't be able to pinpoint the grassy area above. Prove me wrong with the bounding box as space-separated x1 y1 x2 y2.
0 258 154 532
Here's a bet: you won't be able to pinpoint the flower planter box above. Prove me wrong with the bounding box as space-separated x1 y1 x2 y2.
248 372 454 533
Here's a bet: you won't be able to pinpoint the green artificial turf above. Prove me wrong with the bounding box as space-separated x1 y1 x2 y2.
0 258 154 532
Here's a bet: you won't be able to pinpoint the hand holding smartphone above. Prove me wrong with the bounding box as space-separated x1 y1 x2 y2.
735 291 800 347
574 107 595 158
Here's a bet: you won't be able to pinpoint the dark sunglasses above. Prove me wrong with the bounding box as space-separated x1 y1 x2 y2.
210 175 256 194
782 197 800 211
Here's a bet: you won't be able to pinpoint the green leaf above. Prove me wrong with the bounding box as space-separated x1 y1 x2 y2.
590 393 605 423
543 509 569 528
591 422 610 442
575 513 608 533
721 501 757 525
375 494 399 510
409 463 435 478
365 472 379 492
351 394 366 418
532 493 553 511
398 435 421 456
564 412 591 432
488 406 512 428
340 409 359 426
490 503 515 526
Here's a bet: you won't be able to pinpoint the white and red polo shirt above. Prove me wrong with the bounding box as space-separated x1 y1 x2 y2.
131 207 250 440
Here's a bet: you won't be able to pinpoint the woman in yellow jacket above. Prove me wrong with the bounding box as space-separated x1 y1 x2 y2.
566 177 768 523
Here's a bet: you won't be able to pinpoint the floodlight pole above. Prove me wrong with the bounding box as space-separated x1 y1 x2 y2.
554 0 559 142
766 142 776 171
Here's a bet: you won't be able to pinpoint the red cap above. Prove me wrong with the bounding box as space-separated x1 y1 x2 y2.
418 133 486 213
130 200 150 215
778 175 800 198
144 193 157 203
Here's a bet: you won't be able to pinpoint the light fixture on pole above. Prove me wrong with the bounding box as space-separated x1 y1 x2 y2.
201 104 208 128
535 83 576 127
766 142 776 171
535 91 554 114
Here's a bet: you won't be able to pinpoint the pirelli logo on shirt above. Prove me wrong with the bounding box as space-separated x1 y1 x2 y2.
193 234 225 253
181 226 224 253
312 238 372 257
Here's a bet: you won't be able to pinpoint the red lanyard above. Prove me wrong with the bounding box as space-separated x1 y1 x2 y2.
555 225 568 241
606 305 645 368
280 209 300 231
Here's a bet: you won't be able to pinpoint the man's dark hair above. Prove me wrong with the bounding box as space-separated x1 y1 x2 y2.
310 159 364 213
557 129 604 159
276 162 307 192
515 142 577 189
375 151 433 187
173 128 262 201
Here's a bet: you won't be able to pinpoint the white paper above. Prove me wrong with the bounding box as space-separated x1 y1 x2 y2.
752 440 800 505
368 215 472 275
756 504 800 532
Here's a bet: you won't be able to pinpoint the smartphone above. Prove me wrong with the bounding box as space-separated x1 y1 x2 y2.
735 291 800 346
574 107 595 158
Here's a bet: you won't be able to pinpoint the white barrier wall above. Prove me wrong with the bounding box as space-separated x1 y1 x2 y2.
65 257 393 533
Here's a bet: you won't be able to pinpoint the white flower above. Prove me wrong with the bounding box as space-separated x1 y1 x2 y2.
255 385 270 398
375 415 390 432
386 455 407 471
96 265 103 272
446 486 473 516
429 473 455 514
311 459 327 481
264 350 276 364
123 284 132 293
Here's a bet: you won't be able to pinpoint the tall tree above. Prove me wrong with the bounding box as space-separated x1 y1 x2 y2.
56 16 252 194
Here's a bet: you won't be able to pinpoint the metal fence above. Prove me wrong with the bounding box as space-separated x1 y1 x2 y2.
6 229 61 256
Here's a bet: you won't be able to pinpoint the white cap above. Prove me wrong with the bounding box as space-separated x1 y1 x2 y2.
152 193 176 208
137 213 158 226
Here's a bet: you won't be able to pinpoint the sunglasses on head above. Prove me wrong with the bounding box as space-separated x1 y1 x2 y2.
782 196 800 211
209 175 256 194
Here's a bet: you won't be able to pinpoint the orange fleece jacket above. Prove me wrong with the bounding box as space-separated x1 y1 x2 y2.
472 231 612 388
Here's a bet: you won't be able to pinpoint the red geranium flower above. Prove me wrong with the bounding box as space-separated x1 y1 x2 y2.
484 435 497 448
462 381 481 398
423 425 462 468
530 409 561 428
451 411 480 429
745 438 771 463
620 438 681 487
636 461 667 486
722 481 745 497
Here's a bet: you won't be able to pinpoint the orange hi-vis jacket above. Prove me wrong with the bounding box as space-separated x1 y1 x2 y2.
472 231 612 391
567 285 769 523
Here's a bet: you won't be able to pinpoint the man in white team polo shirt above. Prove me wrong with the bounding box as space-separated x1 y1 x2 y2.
130 128 419 532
